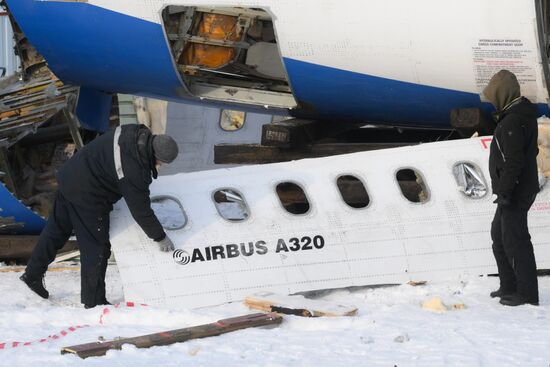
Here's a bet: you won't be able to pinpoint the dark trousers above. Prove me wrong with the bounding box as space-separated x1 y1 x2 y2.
491 196 538 302
26 191 111 306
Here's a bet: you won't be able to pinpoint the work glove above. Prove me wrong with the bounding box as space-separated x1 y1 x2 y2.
493 194 512 207
156 235 175 252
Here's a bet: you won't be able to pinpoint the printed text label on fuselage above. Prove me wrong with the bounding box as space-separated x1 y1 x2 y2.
173 235 325 265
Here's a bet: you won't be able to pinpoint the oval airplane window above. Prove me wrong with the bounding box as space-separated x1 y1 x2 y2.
453 162 487 198
213 189 250 221
337 175 370 208
151 196 188 230
220 110 246 131
396 168 429 203
276 182 310 215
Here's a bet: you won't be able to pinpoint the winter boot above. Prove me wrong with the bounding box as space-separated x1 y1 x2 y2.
499 293 539 306
84 300 111 309
490 288 514 298
20 273 49 299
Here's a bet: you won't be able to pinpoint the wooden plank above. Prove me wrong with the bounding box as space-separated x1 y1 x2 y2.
407 280 427 286
0 236 78 260
0 265 80 273
244 292 358 317
0 81 64 104
214 142 410 164
61 313 283 359
53 250 80 263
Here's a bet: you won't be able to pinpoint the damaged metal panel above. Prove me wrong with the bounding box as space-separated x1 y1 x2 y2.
453 162 488 198
110 136 550 309
190 82 295 108
0 54 79 232
163 6 297 109
0 73 79 148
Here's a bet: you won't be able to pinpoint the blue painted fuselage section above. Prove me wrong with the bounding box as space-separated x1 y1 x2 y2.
9 0 550 131
4 0 550 236
0 184 46 235
7 0 182 99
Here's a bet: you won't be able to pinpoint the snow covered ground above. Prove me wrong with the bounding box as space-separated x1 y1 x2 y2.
1 265 550 367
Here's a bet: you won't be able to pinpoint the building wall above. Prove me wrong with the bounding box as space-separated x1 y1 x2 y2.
0 13 20 78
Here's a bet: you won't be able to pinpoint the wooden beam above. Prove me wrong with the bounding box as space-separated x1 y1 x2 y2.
0 236 77 260
62 313 283 359
245 292 358 317
214 142 411 164
53 250 80 263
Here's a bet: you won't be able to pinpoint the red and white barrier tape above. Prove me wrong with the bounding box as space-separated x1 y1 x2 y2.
0 302 148 350
0 325 90 350
99 301 148 325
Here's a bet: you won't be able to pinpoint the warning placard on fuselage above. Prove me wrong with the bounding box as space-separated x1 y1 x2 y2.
472 38 537 98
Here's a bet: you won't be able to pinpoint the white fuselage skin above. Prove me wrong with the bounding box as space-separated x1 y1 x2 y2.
110 137 550 308
88 0 550 105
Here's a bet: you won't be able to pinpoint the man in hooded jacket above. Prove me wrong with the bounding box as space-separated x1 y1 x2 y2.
483 70 540 306
20 124 179 309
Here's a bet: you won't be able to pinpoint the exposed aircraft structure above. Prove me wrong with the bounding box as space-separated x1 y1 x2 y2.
2 0 550 259
0 73 80 235
111 137 550 308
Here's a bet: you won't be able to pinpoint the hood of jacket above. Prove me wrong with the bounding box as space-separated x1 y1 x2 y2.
483 70 521 113
499 96 538 122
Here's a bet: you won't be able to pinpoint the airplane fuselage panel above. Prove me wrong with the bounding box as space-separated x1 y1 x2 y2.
7 0 550 129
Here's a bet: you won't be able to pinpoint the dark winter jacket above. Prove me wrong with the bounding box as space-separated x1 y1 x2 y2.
489 97 539 202
57 124 166 241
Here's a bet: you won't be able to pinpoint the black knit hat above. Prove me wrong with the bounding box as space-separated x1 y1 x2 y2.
152 135 178 163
